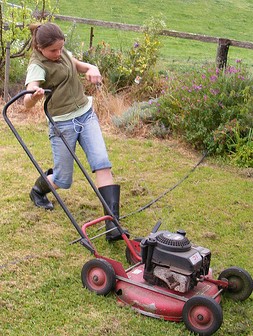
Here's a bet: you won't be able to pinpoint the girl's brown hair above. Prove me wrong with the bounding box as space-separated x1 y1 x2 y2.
30 22 65 50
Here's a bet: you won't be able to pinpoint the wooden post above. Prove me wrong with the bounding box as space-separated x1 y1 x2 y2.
4 42 10 102
89 27 94 48
216 38 231 69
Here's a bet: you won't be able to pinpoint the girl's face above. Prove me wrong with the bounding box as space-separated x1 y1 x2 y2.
39 39 65 61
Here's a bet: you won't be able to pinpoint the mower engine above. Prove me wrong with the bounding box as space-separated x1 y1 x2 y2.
140 230 211 293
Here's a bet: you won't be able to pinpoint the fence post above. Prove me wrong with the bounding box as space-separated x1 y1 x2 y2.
4 42 10 102
216 38 231 69
89 27 94 48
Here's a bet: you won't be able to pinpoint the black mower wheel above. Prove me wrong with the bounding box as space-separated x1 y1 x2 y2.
125 237 143 265
218 266 253 301
81 258 116 295
182 295 223 336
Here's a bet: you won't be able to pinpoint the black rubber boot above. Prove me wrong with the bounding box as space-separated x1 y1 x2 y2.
30 169 54 210
98 184 129 241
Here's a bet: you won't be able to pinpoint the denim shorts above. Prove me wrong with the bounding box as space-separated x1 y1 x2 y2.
48 108 112 189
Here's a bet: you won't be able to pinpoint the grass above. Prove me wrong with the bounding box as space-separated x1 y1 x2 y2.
5 0 253 89
9 0 253 70
54 0 253 70
0 101 253 335
1 1 253 335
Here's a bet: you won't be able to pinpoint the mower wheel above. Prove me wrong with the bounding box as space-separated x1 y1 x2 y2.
125 237 143 265
182 295 223 336
81 258 116 295
218 266 253 301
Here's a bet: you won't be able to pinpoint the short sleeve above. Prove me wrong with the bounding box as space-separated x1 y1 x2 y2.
25 64 46 86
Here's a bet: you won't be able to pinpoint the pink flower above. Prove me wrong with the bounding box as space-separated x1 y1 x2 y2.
210 88 220 95
226 66 239 74
210 75 218 82
192 84 202 91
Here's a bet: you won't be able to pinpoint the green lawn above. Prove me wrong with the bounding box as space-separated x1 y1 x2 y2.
55 0 253 69
0 111 252 335
1 1 253 335
6 0 253 83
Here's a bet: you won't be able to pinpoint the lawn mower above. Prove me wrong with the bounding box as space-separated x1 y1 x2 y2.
3 90 253 336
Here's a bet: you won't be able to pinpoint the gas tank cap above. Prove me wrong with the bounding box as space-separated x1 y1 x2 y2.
177 229 186 236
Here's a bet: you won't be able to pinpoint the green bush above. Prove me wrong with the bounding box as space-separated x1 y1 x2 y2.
82 18 166 94
114 60 253 167
228 126 253 167
153 61 253 160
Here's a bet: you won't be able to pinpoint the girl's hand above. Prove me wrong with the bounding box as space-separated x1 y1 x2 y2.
31 86 45 100
85 65 102 84
24 83 45 109
73 58 102 84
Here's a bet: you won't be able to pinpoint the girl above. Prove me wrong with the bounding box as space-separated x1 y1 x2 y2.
24 22 128 241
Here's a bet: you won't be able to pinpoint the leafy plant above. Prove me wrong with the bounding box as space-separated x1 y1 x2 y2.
228 126 253 167
82 17 166 94
114 60 253 166
0 0 59 79
153 61 253 157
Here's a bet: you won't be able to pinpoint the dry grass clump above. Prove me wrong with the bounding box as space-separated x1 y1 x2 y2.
93 85 131 124
1 87 129 126
1 95 46 124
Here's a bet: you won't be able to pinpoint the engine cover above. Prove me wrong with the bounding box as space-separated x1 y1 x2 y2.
141 230 211 293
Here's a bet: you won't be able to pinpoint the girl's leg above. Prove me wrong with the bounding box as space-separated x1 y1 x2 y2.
76 109 112 175
29 119 78 210
95 168 114 188
75 109 129 241
49 119 79 189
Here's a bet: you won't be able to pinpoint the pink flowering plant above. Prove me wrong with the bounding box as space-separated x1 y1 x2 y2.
152 61 253 164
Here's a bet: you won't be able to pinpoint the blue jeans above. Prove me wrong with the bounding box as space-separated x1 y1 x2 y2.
48 108 112 189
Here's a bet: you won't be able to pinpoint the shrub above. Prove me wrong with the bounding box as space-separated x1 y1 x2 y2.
152 61 253 156
114 60 253 167
82 18 166 97
228 126 253 168
112 98 171 138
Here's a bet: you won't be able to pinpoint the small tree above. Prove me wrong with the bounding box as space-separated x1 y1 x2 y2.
0 0 58 75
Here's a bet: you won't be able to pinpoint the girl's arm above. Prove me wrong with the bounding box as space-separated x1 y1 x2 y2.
24 82 45 109
72 57 102 84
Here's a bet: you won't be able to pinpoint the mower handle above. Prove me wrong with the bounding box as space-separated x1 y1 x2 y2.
2 89 95 254
2 89 52 119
